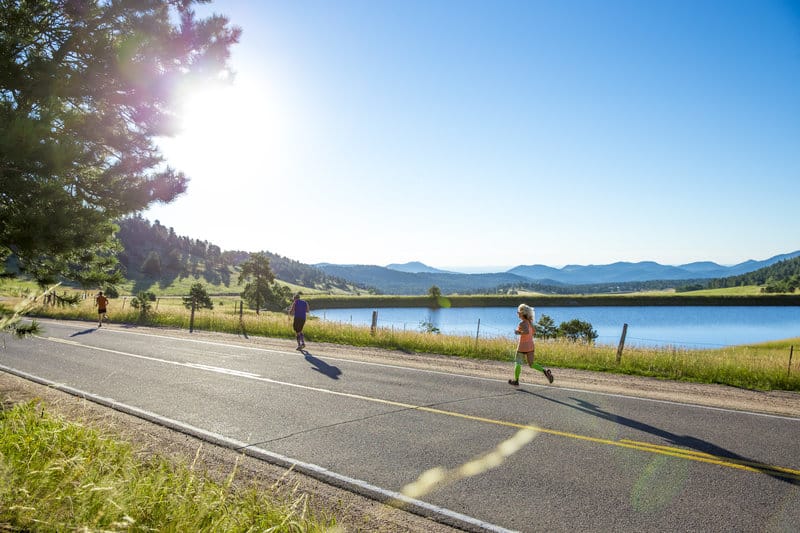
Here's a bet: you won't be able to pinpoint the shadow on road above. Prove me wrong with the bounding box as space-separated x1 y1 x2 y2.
302 351 342 380
70 328 97 337
521 389 798 486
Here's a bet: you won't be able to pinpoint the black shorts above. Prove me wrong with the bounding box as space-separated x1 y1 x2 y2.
98 308 107 315
293 316 306 333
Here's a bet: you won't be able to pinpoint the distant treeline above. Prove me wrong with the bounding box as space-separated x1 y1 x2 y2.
496 279 707 295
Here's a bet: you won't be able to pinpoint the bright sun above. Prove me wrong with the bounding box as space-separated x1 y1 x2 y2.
159 80 285 181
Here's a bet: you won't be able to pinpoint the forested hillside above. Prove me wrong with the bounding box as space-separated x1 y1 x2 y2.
705 256 800 293
115 216 362 293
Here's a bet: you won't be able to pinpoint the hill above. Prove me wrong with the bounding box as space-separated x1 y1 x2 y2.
705 255 800 293
385 261 455 274
508 251 800 284
315 264 541 295
109 216 799 296
316 252 800 295
115 216 366 294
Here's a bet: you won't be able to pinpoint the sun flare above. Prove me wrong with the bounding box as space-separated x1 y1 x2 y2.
159 80 284 180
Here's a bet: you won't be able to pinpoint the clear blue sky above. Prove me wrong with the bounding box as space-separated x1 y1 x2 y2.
145 0 800 272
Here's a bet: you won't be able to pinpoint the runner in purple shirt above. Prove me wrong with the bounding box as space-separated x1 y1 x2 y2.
288 293 309 350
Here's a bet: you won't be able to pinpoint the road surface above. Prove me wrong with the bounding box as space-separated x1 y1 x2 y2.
1 319 798 532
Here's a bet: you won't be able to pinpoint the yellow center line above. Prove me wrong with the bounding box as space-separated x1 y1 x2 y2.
43 336 800 481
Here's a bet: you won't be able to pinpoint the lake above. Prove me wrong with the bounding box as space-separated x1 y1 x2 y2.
313 306 800 349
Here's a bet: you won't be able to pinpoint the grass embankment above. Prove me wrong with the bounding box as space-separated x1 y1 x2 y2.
0 401 334 532
16 292 800 392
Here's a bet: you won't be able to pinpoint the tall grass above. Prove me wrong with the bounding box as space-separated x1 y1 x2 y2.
0 401 335 532
21 294 800 392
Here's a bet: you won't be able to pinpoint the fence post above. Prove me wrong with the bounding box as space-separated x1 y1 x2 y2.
616 323 628 363
475 318 481 350
238 301 248 339
156 298 160 310
789 345 794 377
370 310 378 335
122 297 126 310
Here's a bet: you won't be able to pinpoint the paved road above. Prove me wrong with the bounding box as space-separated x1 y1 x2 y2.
2 319 798 532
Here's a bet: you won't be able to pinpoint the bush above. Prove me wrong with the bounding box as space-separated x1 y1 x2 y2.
558 319 598 343
103 285 120 298
535 314 597 343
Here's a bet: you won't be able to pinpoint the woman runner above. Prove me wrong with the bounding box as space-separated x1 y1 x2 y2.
509 303 553 386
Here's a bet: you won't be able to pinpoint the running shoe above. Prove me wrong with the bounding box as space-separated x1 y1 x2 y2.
508 379 519 387
544 369 554 384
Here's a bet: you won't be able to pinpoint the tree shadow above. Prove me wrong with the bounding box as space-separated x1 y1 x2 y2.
302 351 342 380
132 277 155 295
157 272 180 290
520 390 798 485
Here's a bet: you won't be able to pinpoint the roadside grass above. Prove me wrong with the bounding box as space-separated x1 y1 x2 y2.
18 292 800 392
0 401 335 532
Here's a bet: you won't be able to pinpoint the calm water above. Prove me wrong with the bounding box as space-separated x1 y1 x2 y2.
314 306 800 349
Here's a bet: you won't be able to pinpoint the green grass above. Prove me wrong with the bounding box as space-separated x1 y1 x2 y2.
18 290 800 392
0 401 335 532
678 285 767 296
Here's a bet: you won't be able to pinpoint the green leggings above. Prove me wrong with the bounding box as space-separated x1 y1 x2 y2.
514 352 545 380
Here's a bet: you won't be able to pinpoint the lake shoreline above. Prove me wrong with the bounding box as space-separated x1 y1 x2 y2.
307 293 800 309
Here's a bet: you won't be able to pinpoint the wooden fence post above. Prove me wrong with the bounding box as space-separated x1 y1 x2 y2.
789 345 794 377
475 318 481 350
616 323 628 363
238 301 248 339
370 310 378 335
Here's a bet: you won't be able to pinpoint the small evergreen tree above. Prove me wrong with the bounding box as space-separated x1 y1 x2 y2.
129 292 153 322
535 314 559 339
427 285 450 308
183 283 213 333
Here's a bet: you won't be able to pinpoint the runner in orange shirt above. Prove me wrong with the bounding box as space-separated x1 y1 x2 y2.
508 304 553 386
95 291 109 327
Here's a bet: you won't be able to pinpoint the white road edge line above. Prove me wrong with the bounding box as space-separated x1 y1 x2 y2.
0 363 515 533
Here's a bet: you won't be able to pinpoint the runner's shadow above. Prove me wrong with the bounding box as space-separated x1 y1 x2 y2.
70 328 97 337
303 351 342 380
525 391 798 486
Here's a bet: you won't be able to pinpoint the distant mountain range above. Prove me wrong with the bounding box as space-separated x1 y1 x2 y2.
385 261 455 274
317 251 800 295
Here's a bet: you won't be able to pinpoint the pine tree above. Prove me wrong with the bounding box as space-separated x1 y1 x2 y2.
0 0 240 274
183 283 213 333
